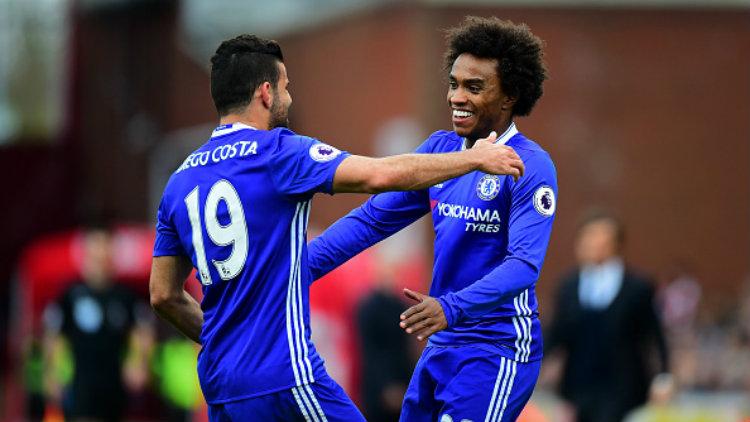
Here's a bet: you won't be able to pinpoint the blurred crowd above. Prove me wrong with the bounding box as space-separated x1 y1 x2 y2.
8 217 750 422
657 268 750 393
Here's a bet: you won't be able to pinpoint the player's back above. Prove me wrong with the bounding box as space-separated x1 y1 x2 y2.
154 123 347 404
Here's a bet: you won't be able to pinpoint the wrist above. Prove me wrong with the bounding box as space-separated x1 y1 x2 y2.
462 148 483 170
436 296 456 328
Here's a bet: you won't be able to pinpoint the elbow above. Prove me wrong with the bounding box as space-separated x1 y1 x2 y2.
364 171 400 193
507 256 541 283
149 293 166 312
150 289 176 312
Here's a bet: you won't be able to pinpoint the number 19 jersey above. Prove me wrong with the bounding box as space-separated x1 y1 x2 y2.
153 123 350 404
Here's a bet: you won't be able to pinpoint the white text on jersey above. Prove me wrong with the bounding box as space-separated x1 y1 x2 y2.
434 202 502 232
176 141 258 173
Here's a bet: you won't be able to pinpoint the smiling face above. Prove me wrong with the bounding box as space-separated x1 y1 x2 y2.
447 53 513 141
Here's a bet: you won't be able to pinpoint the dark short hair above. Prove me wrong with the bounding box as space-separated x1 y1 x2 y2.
577 209 626 248
444 16 548 116
210 34 284 116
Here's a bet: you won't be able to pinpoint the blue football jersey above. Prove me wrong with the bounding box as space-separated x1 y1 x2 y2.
308 123 557 363
153 123 350 404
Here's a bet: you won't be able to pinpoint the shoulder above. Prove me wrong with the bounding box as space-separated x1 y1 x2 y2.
272 128 343 157
558 269 581 291
508 133 554 167
623 269 657 293
508 132 557 193
270 127 306 148
417 130 462 153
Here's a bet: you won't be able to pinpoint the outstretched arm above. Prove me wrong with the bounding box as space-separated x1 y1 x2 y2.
308 189 430 280
149 255 203 343
331 131 524 194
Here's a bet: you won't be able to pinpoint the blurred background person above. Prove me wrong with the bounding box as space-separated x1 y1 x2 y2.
544 211 671 422
42 227 153 422
356 257 416 422
657 260 702 340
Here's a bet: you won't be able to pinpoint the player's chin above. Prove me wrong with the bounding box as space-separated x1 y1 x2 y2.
452 125 473 138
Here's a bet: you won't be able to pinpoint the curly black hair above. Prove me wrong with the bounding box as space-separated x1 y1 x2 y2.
210 34 284 116
444 17 548 117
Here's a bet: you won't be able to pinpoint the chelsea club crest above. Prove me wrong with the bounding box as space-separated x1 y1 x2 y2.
476 175 500 201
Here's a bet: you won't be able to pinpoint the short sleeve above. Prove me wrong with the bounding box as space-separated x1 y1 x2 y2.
153 195 187 257
267 129 350 198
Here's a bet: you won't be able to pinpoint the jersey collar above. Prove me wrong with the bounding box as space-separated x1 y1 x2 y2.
461 122 518 150
211 123 257 138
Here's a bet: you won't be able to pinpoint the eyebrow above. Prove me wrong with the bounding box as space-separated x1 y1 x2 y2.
449 75 485 85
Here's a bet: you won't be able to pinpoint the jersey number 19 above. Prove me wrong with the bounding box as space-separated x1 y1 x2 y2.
184 179 248 285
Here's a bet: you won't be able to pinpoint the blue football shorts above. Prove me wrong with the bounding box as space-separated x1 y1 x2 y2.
208 373 365 422
400 345 541 422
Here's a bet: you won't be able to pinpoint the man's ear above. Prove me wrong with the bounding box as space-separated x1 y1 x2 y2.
259 82 273 109
501 95 518 111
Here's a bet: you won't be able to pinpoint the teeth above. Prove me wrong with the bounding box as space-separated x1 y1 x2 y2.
453 110 473 118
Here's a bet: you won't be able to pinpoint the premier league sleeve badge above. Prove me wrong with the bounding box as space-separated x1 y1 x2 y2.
533 186 556 216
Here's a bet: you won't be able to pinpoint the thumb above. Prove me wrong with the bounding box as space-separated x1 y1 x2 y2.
403 288 424 303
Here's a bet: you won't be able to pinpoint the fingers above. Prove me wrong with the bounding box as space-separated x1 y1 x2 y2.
411 324 440 341
474 131 498 147
471 136 527 179
402 315 431 334
399 309 440 341
492 147 524 180
510 158 524 181
506 152 526 176
400 296 448 341
413 324 442 341
400 302 430 332
401 301 427 321
513 157 525 177
403 288 423 303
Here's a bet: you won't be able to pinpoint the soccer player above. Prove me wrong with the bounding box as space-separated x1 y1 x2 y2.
307 17 555 421
149 34 525 422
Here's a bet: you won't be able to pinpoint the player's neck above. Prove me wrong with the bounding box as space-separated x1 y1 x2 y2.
465 120 514 148
219 110 269 131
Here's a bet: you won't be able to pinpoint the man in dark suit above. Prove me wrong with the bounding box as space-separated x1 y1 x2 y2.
544 211 671 422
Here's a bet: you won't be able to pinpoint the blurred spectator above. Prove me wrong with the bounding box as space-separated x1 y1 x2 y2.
42 228 153 422
544 211 670 422
657 261 702 337
356 263 415 422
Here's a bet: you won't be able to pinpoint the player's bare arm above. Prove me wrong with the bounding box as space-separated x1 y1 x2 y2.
150 255 203 343
332 131 524 194
399 288 448 342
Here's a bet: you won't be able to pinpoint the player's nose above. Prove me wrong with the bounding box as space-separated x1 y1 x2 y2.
449 88 467 105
